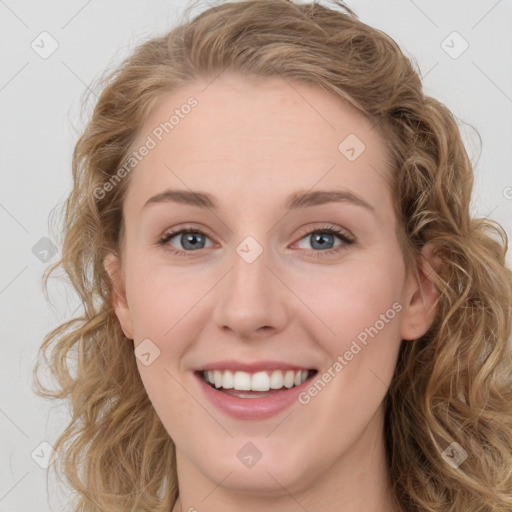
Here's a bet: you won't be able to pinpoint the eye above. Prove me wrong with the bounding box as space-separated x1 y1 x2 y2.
294 224 354 258
158 228 214 256
157 224 354 258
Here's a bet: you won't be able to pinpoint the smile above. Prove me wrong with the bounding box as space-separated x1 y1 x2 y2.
202 369 312 392
195 364 318 420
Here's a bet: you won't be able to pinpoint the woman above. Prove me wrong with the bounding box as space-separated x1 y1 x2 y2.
33 1 512 511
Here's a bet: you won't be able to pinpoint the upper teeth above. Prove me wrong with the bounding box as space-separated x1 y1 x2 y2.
203 369 309 391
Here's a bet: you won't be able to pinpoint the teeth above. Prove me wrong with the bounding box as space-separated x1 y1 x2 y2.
251 371 270 391
234 371 251 390
270 370 283 389
202 369 310 391
222 370 234 389
283 370 295 388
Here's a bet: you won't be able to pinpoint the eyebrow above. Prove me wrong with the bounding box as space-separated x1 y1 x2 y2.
142 188 375 214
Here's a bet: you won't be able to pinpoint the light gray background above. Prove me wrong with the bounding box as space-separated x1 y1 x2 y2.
1 1 511 510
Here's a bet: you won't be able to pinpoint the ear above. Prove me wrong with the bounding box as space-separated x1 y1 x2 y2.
400 242 441 341
104 252 134 339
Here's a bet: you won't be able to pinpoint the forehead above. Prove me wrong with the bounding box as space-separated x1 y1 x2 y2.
124 73 394 219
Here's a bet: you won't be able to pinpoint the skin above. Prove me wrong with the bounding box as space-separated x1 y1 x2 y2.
105 73 439 512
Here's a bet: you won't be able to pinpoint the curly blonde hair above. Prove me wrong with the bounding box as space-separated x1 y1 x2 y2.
33 1 512 511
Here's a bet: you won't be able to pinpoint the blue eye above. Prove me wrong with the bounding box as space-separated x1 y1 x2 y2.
159 229 213 253
294 226 355 258
297 227 346 251
158 224 354 258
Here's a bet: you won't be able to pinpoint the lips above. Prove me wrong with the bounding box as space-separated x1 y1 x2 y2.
194 360 318 420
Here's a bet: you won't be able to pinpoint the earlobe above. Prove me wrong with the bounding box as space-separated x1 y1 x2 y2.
103 252 134 339
400 242 441 341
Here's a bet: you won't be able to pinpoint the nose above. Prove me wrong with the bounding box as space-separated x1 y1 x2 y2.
211 243 289 340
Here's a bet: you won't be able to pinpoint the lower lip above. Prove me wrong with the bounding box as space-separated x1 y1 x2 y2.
195 372 314 420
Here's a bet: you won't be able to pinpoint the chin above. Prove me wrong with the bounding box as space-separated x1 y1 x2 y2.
190 441 317 496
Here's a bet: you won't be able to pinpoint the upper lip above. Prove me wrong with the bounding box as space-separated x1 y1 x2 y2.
197 360 316 372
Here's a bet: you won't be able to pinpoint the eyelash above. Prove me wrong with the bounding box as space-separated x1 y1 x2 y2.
157 224 355 259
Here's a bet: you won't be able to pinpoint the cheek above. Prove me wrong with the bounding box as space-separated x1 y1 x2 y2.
135 358 201 448
124 259 215 415
125 258 204 341
300 258 405 411
293 254 405 408
290 255 404 345
125 260 203 437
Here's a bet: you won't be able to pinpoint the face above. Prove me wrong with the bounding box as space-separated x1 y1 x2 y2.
106 73 437 501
